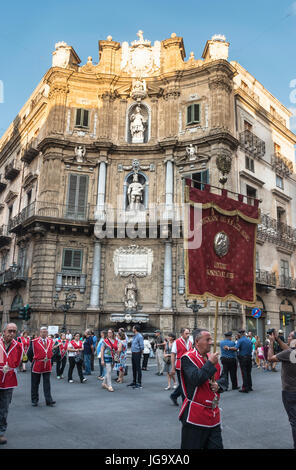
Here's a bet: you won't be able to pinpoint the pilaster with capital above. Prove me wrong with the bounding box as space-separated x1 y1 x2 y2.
47 82 69 135
209 74 233 131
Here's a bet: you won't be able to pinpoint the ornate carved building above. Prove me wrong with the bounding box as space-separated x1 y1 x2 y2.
0 32 295 339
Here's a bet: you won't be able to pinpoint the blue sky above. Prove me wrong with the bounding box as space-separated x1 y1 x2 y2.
0 0 296 135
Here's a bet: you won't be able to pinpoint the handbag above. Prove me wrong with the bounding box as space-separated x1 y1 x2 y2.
22 353 28 363
164 355 171 365
107 339 120 363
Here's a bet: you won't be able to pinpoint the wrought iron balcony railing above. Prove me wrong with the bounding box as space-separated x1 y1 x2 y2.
8 201 91 232
257 213 296 250
55 272 86 293
271 152 293 178
0 225 12 247
278 276 296 290
4 160 21 181
0 265 27 287
239 130 266 159
256 270 276 286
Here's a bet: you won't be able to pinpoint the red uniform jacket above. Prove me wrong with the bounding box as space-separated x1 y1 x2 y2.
58 339 68 359
31 337 53 373
175 337 193 370
179 349 221 428
20 336 30 355
0 338 23 389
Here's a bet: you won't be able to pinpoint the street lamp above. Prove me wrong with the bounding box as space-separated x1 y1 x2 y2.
53 289 77 333
185 299 203 330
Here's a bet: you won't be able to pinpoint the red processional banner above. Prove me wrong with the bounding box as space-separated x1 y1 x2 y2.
184 183 260 306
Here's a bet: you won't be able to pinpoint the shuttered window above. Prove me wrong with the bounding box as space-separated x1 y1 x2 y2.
75 108 90 128
191 170 209 190
66 174 89 219
187 104 200 125
62 249 83 271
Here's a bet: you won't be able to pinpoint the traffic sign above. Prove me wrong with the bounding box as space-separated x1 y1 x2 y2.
251 308 262 319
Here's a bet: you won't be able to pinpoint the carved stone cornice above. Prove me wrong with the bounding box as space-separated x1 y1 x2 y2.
209 77 232 94
163 88 181 100
48 84 69 100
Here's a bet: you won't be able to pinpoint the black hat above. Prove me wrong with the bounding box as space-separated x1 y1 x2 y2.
224 331 232 337
238 329 245 335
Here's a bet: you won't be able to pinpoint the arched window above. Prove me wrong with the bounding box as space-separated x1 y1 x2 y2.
126 103 151 144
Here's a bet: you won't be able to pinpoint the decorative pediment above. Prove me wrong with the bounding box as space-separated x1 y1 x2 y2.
80 56 97 74
175 150 211 166
4 190 18 205
23 172 38 190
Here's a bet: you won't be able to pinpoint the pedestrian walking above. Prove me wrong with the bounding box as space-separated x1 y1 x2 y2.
142 335 151 371
248 331 257 366
91 331 97 372
83 329 93 376
219 331 238 390
256 340 265 369
18 331 30 372
27 327 56 407
67 333 86 383
163 333 177 391
56 333 68 379
97 330 106 380
233 329 253 393
114 328 128 384
268 330 296 448
154 330 166 376
127 325 144 389
0 323 23 445
101 329 118 392
170 328 192 406
179 328 227 449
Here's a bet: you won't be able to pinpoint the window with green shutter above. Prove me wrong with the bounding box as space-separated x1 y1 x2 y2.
66 174 89 219
75 108 90 128
186 104 200 125
191 170 209 190
62 249 83 271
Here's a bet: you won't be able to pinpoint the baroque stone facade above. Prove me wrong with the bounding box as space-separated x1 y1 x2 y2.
0 32 295 340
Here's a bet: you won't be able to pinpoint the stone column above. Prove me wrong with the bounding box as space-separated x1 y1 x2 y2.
163 240 172 309
96 161 107 218
165 159 174 208
47 83 68 135
89 240 101 308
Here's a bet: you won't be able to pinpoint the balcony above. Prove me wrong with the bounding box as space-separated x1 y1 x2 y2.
0 225 12 248
55 272 86 293
277 276 296 291
8 201 92 233
257 214 296 251
20 139 39 164
0 176 7 193
0 265 27 289
4 160 21 181
271 153 293 178
256 270 276 287
239 130 265 159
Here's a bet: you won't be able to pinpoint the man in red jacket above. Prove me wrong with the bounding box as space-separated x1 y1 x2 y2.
27 326 56 407
0 323 23 445
179 328 227 449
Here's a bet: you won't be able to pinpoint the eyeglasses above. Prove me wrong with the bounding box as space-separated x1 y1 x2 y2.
7 330 17 333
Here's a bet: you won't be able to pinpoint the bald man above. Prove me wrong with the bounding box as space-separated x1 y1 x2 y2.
0 323 23 445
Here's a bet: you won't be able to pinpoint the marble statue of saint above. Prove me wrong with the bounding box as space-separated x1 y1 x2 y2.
186 144 197 161
74 145 86 163
127 173 144 210
124 275 137 311
130 105 146 143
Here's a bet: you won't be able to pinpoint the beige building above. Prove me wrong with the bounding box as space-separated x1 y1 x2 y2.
0 31 295 340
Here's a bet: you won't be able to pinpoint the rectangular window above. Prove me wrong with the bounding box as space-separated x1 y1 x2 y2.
274 143 281 154
1 253 7 272
62 249 83 271
245 156 254 172
186 104 200 125
191 170 209 190
246 185 257 205
276 175 284 189
17 246 26 274
75 109 90 128
8 204 13 221
244 120 252 132
280 259 289 279
66 174 89 219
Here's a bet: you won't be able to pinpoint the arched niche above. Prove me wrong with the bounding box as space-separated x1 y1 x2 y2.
123 171 149 210
126 102 151 144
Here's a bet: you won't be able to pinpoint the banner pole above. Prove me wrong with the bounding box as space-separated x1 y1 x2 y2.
213 301 219 353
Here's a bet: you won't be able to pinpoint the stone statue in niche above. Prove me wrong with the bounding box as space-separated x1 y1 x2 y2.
74 145 86 163
186 144 198 161
127 173 144 210
130 105 146 143
124 275 138 311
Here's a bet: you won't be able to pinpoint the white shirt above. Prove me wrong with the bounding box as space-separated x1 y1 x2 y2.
171 337 191 354
143 339 151 354
67 341 80 357
66 334 72 341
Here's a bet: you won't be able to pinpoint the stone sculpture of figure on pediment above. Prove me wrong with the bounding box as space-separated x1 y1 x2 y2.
186 144 198 161
130 105 146 143
74 145 86 163
131 78 147 101
124 275 138 311
127 173 144 210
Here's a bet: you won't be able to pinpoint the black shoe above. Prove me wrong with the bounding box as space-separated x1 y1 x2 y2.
239 389 248 393
46 401 56 406
127 382 136 387
32 402 38 407
249 388 254 391
159 373 164 376
170 395 178 406
232 387 239 390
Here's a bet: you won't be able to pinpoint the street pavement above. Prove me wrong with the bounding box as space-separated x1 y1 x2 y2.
2 359 293 449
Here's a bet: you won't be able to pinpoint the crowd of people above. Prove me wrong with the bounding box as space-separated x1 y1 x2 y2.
0 322 295 450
